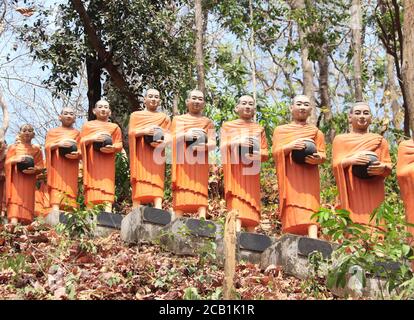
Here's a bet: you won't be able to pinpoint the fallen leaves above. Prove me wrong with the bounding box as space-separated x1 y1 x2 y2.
0 221 336 300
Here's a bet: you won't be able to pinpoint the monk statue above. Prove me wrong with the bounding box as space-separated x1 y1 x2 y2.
272 95 326 238
129 88 171 209
0 140 7 217
332 102 391 226
5 124 44 224
79 100 123 212
45 107 81 212
171 89 216 219
220 95 268 232
396 138 414 238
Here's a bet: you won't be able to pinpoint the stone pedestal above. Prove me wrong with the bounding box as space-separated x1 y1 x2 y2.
237 232 274 264
94 211 123 237
43 209 61 226
159 217 223 257
260 234 336 280
329 265 392 299
121 206 172 244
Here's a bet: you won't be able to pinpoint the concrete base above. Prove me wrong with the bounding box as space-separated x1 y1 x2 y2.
121 206 172 244
237 232 275 264
260 234 336 280
44 209 61 226
330 265 392 299
159 217 224 257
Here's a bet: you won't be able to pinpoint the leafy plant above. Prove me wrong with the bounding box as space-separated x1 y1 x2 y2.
312 200 414 298
183 287 201 300
56 204 102 239
114 152 132 213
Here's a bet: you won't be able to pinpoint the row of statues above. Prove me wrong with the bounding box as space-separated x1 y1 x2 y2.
1 88 413 241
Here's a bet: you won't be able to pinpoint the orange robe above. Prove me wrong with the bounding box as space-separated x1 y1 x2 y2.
221 119 268 227
79 120 122 205
272 123 326 235
128 110 171 204
34 173 50 217
45 127 80 208
5 143 44 223
171 114 215 213
332 133 391 225
396 139 414 237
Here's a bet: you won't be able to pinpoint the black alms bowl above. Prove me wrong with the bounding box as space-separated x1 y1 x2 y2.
292 140 317 164
59 140 77 157
352 153 379 179
17 155 35 172
239 137 260 157
93 134 113 151
185 129 208 148
144 127 164 146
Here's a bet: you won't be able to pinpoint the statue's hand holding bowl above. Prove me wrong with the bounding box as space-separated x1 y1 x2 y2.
239 137 254 149
100 145 115 153
150 140 164 148
367 160 386 176
191 143 207 152
304 152 322 165
244 151 260 161
144 126 157 136
13 155 27 165
348 153 371 166
288 139 307 152
65 151 80 160
94 134 107 143
22 167 36 175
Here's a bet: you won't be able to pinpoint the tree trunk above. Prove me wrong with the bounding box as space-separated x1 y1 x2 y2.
351 0 363 101
318 45 334 142
386 54 402 129
71 0 141 110
194 0 206 95
402 0 414 136
86 56 102 120
290 0 317 125
223 210 236 300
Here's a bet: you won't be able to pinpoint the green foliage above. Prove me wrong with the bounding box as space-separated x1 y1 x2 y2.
183 287 201 300
319 144 338 204
56 204 102 239
312 200 414 298
0 254 29 274
196 240 217 267
20 0 195 115
114 152 132 211
302 251 331 299
153 267 180 290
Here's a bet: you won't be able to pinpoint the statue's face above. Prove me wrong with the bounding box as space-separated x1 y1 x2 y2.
290 96 311 121
20 125 35 143
144 89 160 111
186 90 205 114
235 96 256 120
59 108 76 127
349 104 371 131
93 101 111 120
